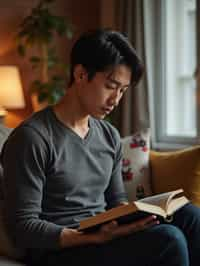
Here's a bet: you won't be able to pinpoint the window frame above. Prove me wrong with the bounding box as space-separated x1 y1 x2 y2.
149 0 199 150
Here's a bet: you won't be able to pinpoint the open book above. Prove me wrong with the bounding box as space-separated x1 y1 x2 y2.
78 189 189 231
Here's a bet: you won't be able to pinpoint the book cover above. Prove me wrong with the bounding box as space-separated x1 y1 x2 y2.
78 189 189 231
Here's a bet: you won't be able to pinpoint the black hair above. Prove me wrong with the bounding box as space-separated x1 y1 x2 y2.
68 29 144 86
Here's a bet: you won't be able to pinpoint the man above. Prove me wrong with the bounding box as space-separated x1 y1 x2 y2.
1 29 200 266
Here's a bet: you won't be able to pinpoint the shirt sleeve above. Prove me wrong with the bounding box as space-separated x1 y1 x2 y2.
1 126 64 250
104 127 128 209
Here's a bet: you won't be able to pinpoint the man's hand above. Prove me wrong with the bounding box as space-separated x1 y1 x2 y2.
59 215 159 248
89 215 159 244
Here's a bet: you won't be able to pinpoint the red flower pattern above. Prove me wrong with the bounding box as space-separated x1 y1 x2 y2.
129 134 148 152
122 158 134 181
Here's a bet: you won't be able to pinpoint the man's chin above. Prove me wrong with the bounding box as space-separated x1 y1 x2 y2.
92 113 106 120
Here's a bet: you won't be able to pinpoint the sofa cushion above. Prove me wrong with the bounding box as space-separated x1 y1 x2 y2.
0 125 24 259
0 204 23 260
0 125 12 200
150 146 200 206
0 257 25 266
0 165 3 201
0 125 12 150
121 128 152 201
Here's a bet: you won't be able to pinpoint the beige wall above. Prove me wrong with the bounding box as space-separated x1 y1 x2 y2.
0 0 101 127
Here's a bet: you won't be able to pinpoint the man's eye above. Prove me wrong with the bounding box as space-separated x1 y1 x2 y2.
105 84 115 90
120 88 127 94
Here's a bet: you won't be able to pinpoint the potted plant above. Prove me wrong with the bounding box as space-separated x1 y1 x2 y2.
17 0 74 109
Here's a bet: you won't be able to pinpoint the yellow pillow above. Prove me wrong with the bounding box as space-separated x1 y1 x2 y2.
150 146 200 206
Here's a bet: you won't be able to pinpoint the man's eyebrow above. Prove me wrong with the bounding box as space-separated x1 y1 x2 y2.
107 77 130 88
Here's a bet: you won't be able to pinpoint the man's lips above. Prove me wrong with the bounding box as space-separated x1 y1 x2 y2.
101 107 113 114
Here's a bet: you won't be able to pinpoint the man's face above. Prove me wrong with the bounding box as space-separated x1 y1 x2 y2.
76 64 132 119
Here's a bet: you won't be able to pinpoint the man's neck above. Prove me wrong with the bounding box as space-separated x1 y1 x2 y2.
53 89 90 139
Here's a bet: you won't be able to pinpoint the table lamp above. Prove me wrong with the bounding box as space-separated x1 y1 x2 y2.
0 66 25 123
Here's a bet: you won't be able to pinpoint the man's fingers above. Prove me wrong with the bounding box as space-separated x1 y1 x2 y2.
96 215 160 243
144 219 160 228
141 215 158 225
130 215 159 229
112 215 159 237
101 220 118 231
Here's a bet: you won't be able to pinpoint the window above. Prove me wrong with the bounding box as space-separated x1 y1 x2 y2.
147 0 198 148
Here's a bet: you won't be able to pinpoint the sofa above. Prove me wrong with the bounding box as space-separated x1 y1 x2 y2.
0 125 25 265
0 125 200 265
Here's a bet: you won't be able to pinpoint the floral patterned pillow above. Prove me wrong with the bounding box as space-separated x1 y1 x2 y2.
121 129 152 201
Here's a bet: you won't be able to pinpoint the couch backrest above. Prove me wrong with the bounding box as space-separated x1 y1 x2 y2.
0 125 12 200
0 125 23 259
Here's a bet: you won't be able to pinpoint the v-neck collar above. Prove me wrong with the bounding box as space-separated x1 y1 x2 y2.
49 106 94 145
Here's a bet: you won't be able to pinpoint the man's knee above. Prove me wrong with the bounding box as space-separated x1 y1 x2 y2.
146 224 189 265
175 203 200 225
157 224 186 241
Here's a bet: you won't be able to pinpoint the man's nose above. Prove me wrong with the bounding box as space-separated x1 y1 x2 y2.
109 90 121 106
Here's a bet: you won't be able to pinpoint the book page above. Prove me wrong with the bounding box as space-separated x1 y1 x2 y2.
137 189 183 211
78 189 185 231
165 189 184 209
134 201 166 218
167 196 189 216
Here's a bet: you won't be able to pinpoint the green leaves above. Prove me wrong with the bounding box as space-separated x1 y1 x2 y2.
17 0 73 45
16 0 74 105
30 56 41 63
47 47 58 68
31 76 66 104
17 44 26 56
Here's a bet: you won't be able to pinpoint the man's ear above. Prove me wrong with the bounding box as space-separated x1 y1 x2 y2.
73 64 88 82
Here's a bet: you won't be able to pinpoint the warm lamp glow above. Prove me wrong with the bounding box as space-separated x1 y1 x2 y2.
0 66 25 115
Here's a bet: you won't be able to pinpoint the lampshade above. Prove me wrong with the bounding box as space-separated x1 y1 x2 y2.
0 66 25 114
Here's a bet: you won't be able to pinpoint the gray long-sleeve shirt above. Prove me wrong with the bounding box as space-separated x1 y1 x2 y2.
1 107 127 254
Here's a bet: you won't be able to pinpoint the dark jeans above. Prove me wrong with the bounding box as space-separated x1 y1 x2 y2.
28 203 200 266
